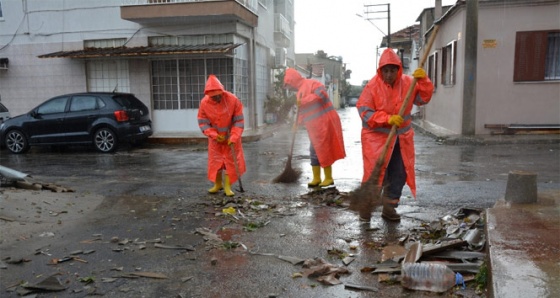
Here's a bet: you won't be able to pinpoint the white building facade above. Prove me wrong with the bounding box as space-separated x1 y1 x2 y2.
0 0 295 135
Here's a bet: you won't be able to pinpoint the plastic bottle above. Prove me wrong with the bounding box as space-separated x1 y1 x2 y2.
401 262 456 293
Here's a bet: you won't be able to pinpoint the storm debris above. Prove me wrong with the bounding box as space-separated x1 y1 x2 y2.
154 243 195 251
195 227 223 250
22 274 66 292
344 283 378 292
301 257 350 285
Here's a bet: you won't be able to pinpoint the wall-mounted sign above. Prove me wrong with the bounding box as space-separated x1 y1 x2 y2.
483 39 497 48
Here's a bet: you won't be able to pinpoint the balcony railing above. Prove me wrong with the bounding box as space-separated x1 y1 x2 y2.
121 0 258 14
274 13 290 48
121 0 258 27
274 13 290 37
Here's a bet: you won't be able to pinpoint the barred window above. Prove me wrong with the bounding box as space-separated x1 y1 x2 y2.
152 58 238 110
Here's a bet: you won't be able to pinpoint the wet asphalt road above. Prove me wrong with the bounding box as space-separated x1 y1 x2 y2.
0 107 559 297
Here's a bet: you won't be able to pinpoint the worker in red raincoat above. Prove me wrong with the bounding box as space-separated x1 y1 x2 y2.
357 48 434 221
198 75 246 197
283 68 346 187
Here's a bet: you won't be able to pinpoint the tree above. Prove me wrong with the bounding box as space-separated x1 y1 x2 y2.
264 69 296 123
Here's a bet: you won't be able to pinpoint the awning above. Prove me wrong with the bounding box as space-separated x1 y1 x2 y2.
38 43 243 59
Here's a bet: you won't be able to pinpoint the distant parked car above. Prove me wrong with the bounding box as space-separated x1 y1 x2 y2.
0 92 153 154
347 97 359 107
0 102 10 123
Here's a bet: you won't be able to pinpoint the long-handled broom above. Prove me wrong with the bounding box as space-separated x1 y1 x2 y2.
349 24 440 220
230 143 245 192
272 108 302 183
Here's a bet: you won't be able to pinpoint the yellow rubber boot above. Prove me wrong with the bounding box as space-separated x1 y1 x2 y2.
208 171 223 194
224 175 235 197
308 166 321 187
319 166 334 187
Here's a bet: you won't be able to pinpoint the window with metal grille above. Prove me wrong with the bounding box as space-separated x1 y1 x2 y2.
514 30 560 81
86 60 130 93
151 58 237 110
84 39 130 93
441 40 456 86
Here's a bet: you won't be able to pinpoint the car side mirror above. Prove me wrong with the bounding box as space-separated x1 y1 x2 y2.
30 110 37 117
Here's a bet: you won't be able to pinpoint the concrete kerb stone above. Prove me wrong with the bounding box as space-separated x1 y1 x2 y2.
412 120 560 146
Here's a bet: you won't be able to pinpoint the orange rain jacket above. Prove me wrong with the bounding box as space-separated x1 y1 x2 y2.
356 49 434 198
284 68 346 167
197 75 246 183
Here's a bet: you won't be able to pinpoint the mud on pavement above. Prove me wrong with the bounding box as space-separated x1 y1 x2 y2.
1 183 487 298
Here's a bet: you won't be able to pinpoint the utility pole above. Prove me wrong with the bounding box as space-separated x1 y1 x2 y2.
363 3 391 48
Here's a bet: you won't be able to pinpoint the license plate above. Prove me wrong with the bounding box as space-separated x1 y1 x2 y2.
139 125 151 132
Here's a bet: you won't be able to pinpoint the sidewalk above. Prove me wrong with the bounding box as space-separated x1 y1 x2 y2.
487 191 560 298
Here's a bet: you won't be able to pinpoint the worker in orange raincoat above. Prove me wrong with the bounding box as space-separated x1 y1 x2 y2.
357 48 434 221
197 75 246 197
283 68 346 187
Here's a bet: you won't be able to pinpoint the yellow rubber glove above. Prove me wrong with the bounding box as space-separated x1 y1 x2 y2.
296 99 301 107
388 115 404 127
228 139 234 146
216 135 226 143
413 68 426 79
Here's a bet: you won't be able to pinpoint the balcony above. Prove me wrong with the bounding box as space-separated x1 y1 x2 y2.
121 0 258 27
274 13 291 48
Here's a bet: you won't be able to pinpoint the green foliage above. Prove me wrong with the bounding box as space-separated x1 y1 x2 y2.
264 69 296 123
222 241 240 249
475 261 488 291
244 221 265 232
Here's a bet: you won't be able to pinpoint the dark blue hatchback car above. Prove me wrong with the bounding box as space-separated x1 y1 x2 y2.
0 92 153 154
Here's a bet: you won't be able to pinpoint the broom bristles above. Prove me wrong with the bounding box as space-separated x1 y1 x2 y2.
348 162 384 215
272 160 302 183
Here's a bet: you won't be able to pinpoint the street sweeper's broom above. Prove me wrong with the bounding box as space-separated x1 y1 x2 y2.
272 108 302 183
348 24 440 220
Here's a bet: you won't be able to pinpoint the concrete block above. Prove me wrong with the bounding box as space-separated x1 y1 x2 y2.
504 170 537 203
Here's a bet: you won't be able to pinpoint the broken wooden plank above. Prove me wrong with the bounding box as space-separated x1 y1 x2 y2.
344 283 378 292
422 239 466 256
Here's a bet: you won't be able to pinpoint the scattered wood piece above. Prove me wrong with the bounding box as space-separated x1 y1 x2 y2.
344 283 378 292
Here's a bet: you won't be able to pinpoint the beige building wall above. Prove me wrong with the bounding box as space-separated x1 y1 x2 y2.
476 3 560 133
423 1 560 135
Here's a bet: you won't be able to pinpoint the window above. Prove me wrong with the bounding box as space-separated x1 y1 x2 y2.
441 40 457 86
70 96 98 112
0 1 4 21
37 97 68 115
428 51 438 89
85 40 130 92
151 58 236 110
514 30 560 81
87 60 130 92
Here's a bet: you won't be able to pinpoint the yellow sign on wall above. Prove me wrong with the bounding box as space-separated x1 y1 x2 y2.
483 39 497 48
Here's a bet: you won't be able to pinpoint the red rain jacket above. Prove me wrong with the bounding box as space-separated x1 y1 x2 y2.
284 68 346 167
197 75 246 183
356 49 434 197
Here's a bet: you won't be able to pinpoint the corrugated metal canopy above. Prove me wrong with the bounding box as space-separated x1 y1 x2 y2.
38 43 242 59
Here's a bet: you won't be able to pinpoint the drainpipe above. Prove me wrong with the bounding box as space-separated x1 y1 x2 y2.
462 0 478 135
249 27 258 130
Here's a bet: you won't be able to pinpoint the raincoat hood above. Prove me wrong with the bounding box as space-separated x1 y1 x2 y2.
377 48 403 79
204 75 225 96
283 68 304 89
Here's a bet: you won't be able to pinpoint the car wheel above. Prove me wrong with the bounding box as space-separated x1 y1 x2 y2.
5 129 30 154
93 127 118 153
